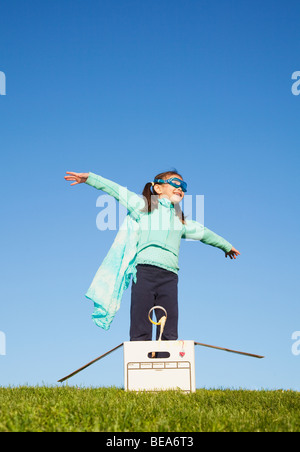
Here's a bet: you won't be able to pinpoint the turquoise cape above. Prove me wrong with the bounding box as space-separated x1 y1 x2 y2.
85 214 139 330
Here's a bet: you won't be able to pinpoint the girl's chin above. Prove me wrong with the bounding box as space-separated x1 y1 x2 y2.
170 194 182 204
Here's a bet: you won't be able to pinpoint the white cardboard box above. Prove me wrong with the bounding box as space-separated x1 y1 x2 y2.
124 340 196 392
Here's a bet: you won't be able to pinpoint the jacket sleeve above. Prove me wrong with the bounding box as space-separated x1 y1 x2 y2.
85 172 145 220
182 219 232 253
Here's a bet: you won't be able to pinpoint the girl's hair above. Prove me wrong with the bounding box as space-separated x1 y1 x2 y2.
141 170 186 224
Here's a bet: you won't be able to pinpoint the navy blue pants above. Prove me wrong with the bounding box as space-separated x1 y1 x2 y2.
130 264 178 341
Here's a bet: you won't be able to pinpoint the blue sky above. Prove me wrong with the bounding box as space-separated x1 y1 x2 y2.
0 0 299 391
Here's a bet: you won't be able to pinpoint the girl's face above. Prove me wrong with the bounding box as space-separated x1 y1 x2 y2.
154 175 185 204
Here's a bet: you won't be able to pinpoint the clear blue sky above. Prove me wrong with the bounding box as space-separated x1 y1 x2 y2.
0 0 299 391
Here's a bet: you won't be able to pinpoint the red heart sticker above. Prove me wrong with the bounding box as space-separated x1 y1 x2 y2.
179 351 185 357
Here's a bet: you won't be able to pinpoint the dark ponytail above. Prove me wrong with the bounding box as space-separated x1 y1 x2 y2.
141 182 159 213
174 203 185 224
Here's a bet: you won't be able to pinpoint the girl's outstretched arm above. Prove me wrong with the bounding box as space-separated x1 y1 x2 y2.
64 171 144 220
182 219 240 259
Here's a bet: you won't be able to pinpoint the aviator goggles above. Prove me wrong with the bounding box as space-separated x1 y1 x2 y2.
153 177 187 193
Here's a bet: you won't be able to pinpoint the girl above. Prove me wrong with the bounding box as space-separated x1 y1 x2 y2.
64 170 240 341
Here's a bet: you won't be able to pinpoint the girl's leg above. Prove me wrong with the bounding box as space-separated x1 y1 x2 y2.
155 270 178 341
130 265 156 341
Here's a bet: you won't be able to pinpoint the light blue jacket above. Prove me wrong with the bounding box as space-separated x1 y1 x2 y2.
85 172 232 258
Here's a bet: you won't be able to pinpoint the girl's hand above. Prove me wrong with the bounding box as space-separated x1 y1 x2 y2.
64 171 89 185
225 247 240 259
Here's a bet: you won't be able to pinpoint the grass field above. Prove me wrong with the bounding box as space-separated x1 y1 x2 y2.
0 386 299 432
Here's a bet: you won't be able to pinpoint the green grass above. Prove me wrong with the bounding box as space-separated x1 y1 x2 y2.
0 386 299 432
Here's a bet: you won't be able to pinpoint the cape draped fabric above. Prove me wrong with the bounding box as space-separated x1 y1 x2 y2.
85 214 139 330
